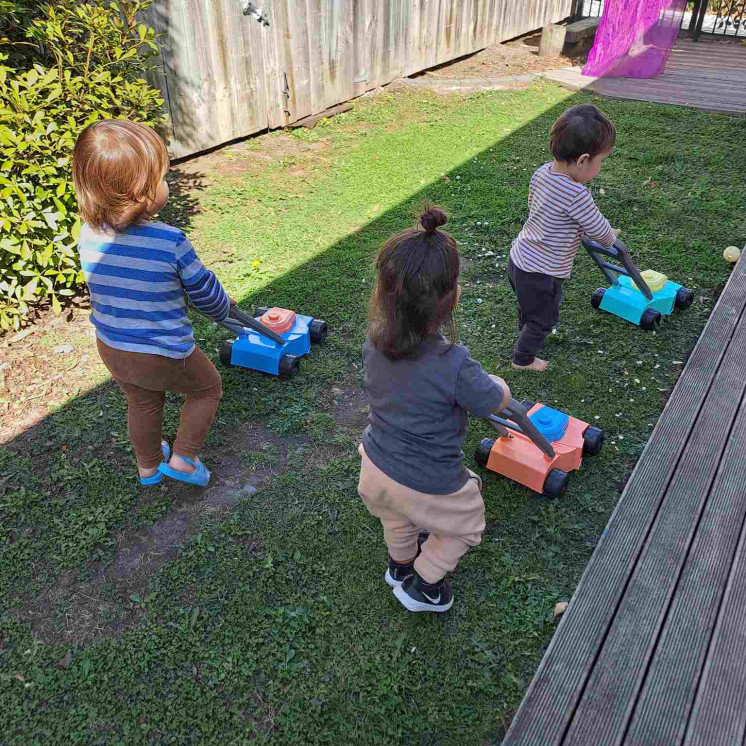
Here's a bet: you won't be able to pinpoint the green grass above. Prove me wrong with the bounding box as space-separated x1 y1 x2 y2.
1 83 744 744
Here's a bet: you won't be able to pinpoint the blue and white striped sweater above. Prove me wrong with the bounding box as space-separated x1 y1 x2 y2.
78 221 230 359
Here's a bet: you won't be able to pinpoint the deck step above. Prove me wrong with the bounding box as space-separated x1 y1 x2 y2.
564 17 600 45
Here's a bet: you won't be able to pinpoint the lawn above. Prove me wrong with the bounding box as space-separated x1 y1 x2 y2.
1 82 743 744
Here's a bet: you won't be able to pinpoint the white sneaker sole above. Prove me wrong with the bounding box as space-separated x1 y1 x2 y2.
384 569 404 588
393 584 454 613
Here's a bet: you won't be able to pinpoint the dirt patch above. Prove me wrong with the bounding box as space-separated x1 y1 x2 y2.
8 393 360 648
0 306 105 444
176 134 332 179
413 32 588 80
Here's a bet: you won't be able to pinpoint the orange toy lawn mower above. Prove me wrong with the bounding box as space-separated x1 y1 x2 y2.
474 399 604 499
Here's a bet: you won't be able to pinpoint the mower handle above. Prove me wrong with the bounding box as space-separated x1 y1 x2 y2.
485 398 555 459
583 238 653 302
220 305 286 346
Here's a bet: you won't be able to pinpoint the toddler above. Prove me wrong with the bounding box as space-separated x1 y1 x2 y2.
508 104 620 372
359 207 511 613
72 120 232 487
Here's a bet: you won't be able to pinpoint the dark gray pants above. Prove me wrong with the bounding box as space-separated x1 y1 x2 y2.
507 258 564 366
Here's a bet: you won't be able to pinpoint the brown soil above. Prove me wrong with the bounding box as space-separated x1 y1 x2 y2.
8 417 356 647
413 32 589 80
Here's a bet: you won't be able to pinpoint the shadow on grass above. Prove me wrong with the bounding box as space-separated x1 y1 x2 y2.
2 88 741 609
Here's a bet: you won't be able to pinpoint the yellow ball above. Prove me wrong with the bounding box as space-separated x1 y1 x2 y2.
724 246 741 263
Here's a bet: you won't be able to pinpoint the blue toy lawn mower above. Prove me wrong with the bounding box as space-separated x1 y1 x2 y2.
218 305 328 379
584 238 694 330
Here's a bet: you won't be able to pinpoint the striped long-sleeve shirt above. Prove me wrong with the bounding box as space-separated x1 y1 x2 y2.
78 221 231 359
510 162 616 279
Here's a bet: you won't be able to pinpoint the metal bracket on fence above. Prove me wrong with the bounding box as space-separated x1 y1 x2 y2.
241 0 270 26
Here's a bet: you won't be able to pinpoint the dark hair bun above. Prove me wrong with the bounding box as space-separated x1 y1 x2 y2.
420 207 448 234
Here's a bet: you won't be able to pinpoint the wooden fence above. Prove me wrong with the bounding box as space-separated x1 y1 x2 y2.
143 0 572 158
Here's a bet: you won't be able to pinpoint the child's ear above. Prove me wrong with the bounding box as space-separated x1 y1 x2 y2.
576 153 591 167
452 284 462 309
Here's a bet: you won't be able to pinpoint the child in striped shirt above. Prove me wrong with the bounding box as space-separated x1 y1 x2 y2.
73 120 232 487
508 104 620 372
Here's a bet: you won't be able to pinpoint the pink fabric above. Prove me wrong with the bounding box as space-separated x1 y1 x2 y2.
583 0 687 79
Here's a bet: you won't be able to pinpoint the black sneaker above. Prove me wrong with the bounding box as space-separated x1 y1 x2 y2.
383 531 431 588
393 571 454 613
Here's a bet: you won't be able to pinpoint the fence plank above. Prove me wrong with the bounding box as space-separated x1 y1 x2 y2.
150 0 572 158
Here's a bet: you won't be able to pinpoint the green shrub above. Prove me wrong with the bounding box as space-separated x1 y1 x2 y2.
0 0 165 330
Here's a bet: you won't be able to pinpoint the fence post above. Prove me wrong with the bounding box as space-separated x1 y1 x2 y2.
690 0 708 41
570 0 584 22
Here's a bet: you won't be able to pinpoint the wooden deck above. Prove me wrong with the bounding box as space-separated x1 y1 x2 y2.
503 252 746 746
544 38 746 116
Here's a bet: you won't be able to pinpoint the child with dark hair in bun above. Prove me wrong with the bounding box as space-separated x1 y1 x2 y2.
358 207 511 613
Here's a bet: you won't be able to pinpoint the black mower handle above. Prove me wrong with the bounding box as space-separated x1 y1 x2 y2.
220 305 286 346
583 238 653 302
485 398 555 459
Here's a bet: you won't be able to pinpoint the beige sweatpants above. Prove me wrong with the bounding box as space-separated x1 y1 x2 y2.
357 445 486 584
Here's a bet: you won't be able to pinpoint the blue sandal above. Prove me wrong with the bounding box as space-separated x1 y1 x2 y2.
158 456 211 487
140 442 171 486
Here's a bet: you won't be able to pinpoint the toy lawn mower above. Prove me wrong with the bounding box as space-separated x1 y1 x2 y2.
584 238 694 330
218 305 328 379
474 399 603 499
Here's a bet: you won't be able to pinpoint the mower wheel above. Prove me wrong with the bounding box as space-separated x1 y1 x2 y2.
279 354 300 380
255 306 270 318
675 287 694 310
640 308 662 331
219 340 234 366
475 438 494 468
309 319 328 344
519 399 536 413
582 426 605 456
543 469 569 499
591 288 605 309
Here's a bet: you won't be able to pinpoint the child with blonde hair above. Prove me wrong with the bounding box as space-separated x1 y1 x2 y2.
73 119 232 487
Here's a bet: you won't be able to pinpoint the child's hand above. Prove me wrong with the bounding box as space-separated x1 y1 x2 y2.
489 375 511 411
228 296 238 305
613 228 622 237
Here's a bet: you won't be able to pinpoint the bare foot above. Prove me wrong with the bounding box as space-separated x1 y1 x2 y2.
169 454 197 474
512 358 549 372
138 465 159 478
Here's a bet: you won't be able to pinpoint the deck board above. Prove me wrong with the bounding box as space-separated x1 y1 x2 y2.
502 251 746 745
543 38 746 116
625 393 746 746
563 317 746 745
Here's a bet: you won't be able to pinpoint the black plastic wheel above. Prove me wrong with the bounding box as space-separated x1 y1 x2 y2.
675 287 694 310
219 340 234 366
474 438 495 468
591 288 606 310
255 306 270 318
278 354 300 380
309 319 328 344
582 426 605 456
519 399 536 413
640 308 662 331
543 469 569 499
